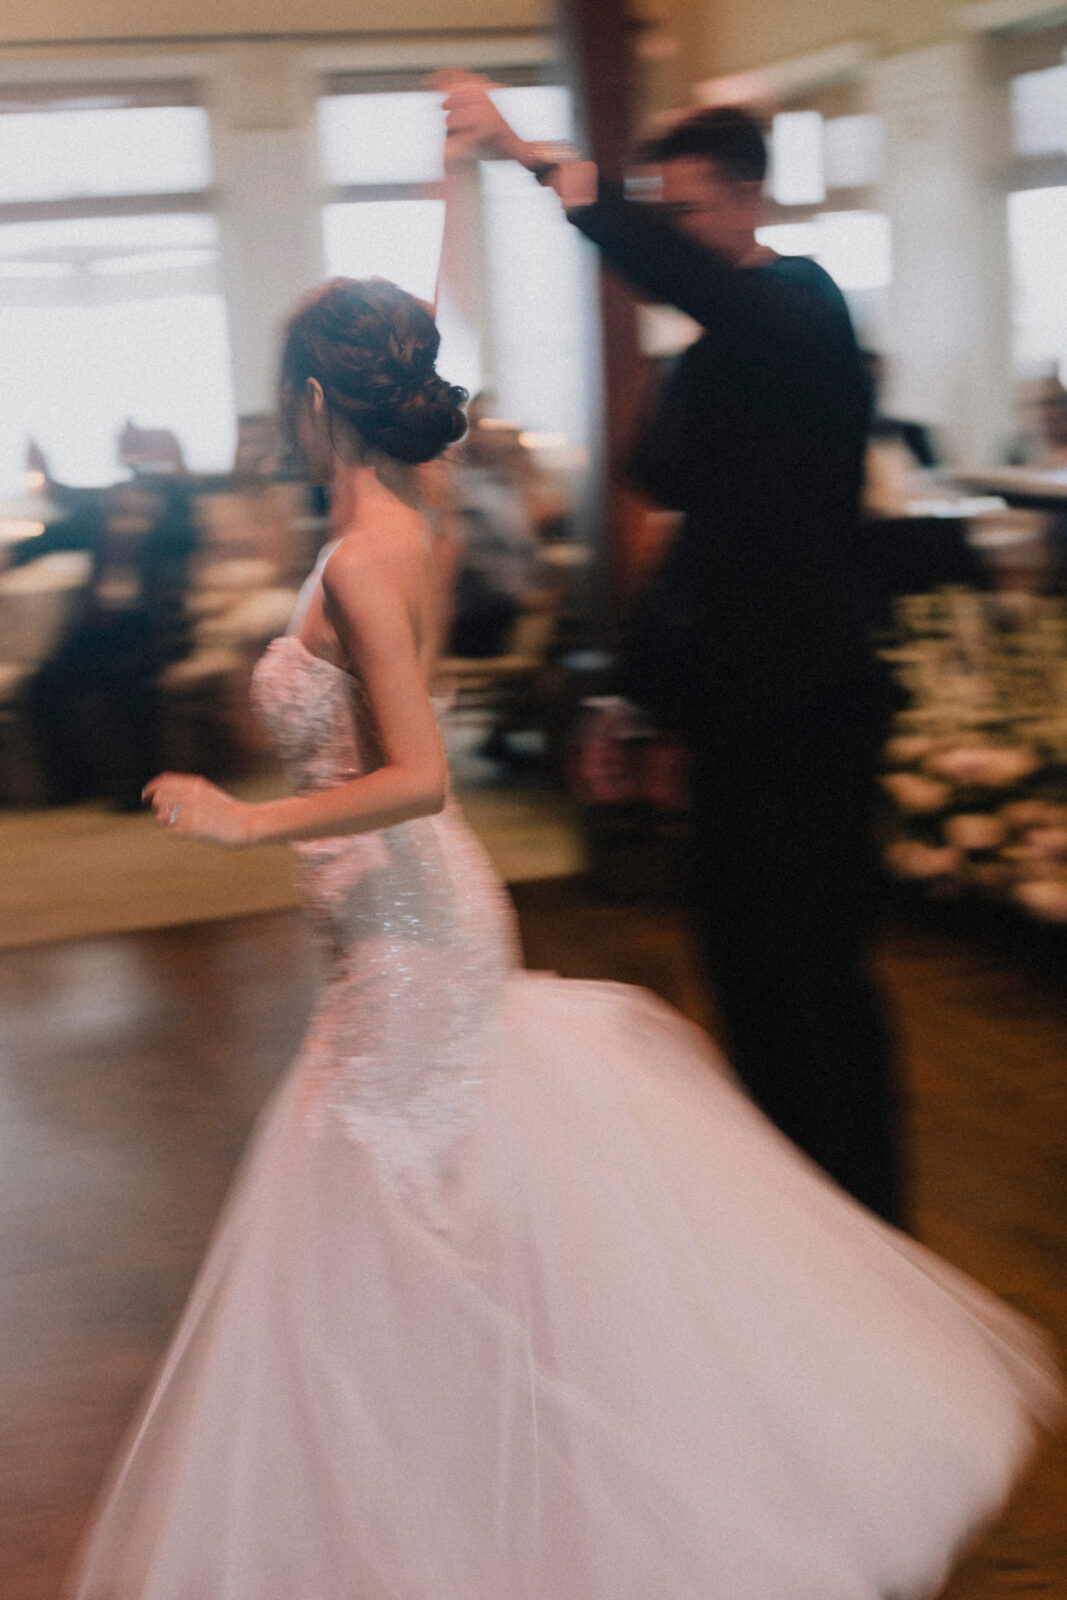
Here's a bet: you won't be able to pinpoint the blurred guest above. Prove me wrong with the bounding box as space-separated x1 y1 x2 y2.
860 350 939 518
118 419 188 478
1003 376 1067 592
1007 374 1067 469
26 477 195 810
450 397 547 658
862 349 939 469
233 412 284 479
13 438 102 556
447 86 904 1225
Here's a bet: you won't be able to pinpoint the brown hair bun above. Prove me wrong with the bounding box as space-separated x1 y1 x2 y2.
282 277 468 464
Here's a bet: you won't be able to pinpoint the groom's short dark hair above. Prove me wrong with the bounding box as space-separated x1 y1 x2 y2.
644 106 768 184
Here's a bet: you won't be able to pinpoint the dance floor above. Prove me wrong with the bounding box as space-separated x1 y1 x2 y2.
0 883 1064 1598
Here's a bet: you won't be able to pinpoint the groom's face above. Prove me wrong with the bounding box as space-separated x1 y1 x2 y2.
659 156 762 262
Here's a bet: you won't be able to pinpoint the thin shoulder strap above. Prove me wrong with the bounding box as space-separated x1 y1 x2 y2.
285 539 340 636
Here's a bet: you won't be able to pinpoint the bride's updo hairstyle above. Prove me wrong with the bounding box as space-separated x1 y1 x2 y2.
281 277 468 465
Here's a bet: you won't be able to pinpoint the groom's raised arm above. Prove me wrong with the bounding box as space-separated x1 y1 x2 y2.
440 76 853 386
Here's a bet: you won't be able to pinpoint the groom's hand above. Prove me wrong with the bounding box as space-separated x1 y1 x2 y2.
430 70 529 167
430 69 597 207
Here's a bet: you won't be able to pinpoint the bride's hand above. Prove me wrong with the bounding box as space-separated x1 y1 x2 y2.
429 71 526 166
143 773 254 847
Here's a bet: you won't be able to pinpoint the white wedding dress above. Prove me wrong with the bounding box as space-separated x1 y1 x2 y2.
69 631 1061 1600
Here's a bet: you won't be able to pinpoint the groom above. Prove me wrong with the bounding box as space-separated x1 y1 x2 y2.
445 81 905 1227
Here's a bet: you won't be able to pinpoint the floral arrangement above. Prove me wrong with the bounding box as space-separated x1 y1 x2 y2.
879 588 1067 921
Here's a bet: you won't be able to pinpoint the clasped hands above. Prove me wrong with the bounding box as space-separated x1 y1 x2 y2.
429 70 524 167
432 70 597 207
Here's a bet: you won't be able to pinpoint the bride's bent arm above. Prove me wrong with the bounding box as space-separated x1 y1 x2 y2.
145 552 448 847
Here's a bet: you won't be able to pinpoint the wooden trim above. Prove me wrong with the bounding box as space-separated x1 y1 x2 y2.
695 40 873 112
779 80 863 118
761 189 879 226
1004 153 1067 187
322 63 560 97
988 19 1067 76
0 78 201 110
0 191 212 226
302 35 556 76
559 0 644 623
324 181 445 205
0 26 552 52
958 0 1067 36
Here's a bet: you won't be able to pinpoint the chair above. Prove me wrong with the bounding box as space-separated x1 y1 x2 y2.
0 553 91 805
439 609 556 704
0 551 92 662
437 604 562 764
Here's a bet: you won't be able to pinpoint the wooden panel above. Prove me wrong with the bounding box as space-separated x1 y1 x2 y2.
0 3 549 47
558 0 648 619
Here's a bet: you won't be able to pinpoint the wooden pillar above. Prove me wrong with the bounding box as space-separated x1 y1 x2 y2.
557 0 650 625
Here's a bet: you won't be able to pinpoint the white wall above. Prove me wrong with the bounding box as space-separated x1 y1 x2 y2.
865 41 1015 467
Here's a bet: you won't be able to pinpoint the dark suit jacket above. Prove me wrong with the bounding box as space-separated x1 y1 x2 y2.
569 183 883 739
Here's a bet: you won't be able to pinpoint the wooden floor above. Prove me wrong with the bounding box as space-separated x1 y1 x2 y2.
1 883 1064 1599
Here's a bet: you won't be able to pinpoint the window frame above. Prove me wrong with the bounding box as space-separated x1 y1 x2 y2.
0 78 219 305
995 23 1067 381
318 64 562 211
0 78 212 228
995 23 1067 191
0 74 235 483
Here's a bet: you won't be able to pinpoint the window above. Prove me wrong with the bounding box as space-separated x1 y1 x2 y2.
764 97 888 341
0 84 234 491
769 110 882 206
756 212 892 293
823 115 883 191
1004 37 1067 379
318 90 445 187
316 75 592 449
1011 63 1067 158
318 88 447 307
1007 185 1067 378
770 112 825 206
322 199 445 305
477 85 592 446
0 103 212 202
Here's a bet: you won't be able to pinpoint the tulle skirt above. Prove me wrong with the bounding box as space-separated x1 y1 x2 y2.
68 974 1062 1600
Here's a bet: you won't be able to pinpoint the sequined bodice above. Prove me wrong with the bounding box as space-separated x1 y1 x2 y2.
251 634 520 1199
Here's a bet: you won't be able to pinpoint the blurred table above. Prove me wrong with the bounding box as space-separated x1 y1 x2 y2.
859 500 1004 626
953 467 1067 510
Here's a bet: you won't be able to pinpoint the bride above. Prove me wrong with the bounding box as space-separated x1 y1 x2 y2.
68 279 1060 1600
